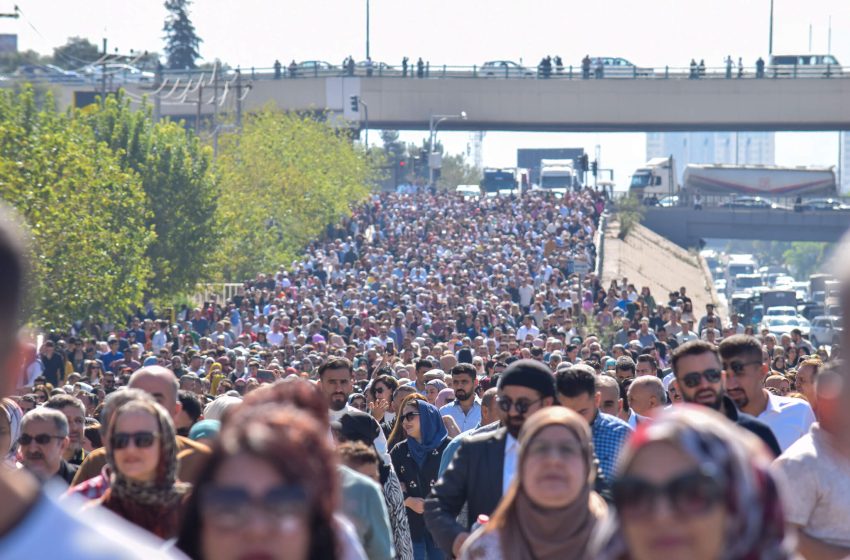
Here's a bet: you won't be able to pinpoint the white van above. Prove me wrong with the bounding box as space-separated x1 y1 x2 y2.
768 54 841 77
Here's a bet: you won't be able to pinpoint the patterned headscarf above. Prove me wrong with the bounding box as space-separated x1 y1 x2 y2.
106 400 187 507
595 405 793 560
1 398 22 463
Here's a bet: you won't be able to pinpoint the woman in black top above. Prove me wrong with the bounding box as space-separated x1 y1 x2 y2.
390 394 449 560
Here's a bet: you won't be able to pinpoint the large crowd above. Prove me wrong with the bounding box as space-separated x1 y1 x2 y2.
0 188 848 560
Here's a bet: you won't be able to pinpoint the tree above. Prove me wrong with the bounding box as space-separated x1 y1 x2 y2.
0 49 50 74
163 0 202 70
782 242 831 278
437 152 481 190
53 37 100 68
215 109 375 281
0 87 153 328
81 92 218 301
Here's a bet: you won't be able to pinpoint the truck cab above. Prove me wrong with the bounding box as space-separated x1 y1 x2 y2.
629 156 678 201
538 159 576 196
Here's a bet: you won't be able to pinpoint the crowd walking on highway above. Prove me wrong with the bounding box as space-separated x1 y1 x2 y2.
0 186 848 559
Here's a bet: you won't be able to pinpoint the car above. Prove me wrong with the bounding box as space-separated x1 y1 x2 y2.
798 302 824 320
713 278 727 293
719 196 787 210
14 64 84 83
296 61 336 75
765 306 798 319
768 54 842 77
455 184 480 200
657 195 679 207
799 198 850 211
355 60 393 73
588 57 654 77
761 316 810 338
480 60 535 78
82 63 154 83
809 315 843 346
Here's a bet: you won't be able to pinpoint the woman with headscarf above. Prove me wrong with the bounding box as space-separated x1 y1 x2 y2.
390 394 449 560
460 407 607 560
0 398 22 470
89 399 190 539
425 379 447 405
593 405 793 560
434 387 455 409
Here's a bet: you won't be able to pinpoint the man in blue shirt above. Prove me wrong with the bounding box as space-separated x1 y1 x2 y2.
440 363 481 432
555 364 632 481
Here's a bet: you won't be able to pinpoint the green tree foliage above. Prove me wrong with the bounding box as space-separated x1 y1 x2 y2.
163 0 202 70
437 152 481 190
81 93 218 300
0 87 153 328
0 50 50 74
782 242 832 278
616 194 645 239
216 109 374 281
52 37 100 68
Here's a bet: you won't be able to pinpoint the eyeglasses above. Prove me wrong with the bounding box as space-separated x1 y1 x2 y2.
201 485 309 530
497 396 544 415
112 431 158 450
724 360 763 376
526 440 585 460
18 433 64 446
612 469 723 521
680 368 722 389
374 386 386 394
401 411 420 423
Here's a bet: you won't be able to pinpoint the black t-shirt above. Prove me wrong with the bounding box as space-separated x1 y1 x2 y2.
40 353 65 386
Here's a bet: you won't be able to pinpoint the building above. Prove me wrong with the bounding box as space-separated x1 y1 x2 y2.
646 132 775 181
840 132 850 195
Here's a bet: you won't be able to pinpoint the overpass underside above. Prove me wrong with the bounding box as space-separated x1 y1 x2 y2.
641 207 850 247
44 76 850 132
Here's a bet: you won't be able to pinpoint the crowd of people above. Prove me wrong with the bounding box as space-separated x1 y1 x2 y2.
0 188 849 560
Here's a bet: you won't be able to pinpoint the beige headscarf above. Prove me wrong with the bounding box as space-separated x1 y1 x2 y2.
488 406 606 560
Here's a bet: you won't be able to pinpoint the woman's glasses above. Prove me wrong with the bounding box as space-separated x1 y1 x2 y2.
401 411 420 423
612 469 723 520
112 431 158 450
201 485 309 530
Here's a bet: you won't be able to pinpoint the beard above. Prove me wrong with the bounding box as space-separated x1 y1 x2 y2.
506 415 525 438
329 393 348 411
454 389 471 402
686 388 722 410
727 388 749 410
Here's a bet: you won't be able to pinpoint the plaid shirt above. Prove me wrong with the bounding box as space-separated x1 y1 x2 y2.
591 411 633 481
67 465 111 501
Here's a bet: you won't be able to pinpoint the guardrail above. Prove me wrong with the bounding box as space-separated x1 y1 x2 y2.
8 62 850 87
642 193 850 211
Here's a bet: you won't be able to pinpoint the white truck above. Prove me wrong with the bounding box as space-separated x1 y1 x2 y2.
629 157 837 203
537 159 576 195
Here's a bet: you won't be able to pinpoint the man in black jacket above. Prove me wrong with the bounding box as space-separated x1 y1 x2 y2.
671 340 782 457
424 359 556 556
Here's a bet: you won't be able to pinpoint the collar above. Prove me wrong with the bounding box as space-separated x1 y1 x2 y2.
721 395 739 421
761 390 782 415
505 433 518 453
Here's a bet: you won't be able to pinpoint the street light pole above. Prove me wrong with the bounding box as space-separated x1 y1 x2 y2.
366 0 370 61
428 112 467 187
769 0 774 55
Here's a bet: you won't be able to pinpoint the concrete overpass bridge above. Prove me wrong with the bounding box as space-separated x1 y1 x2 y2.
641 206 850 247
41 70 850 132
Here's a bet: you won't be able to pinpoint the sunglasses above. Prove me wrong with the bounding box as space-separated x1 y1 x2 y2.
724 360 763 376
112 431 158 450
18 433 64 446
201 485 309 530
401 411 420 423
681 368 722 389
496 396 543 415
613 469 723 521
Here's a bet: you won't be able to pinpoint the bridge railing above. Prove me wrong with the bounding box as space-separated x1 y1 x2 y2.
642 193 850 211
9 62 850 87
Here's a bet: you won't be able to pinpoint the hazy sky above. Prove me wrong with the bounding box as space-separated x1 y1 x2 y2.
7 0 850 189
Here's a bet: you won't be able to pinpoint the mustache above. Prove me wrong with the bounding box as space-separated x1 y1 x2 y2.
26 452 44 460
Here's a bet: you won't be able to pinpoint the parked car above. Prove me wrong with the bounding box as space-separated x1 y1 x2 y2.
761 316 811 338
15 64 84 83
355 60 393 73
480 60 535 78
768 54 842 77
809 315 842 346
589 57 653 77
296 61 336 75
765 305 798 319
82 63 154 83
719 196 787 210
799 198 850 211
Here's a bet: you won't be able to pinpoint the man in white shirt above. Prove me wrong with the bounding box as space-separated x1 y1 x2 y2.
774 361 850 558
515 315 539 342
720 335 815 451
440 364 482 432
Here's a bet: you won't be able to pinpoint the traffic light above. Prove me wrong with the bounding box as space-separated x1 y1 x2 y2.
580 154 589 172
591 161 598 177
350 95 359 111
399 160 406 168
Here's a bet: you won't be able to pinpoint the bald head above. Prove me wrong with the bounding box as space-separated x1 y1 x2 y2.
128 366 181 417
627 376 665 417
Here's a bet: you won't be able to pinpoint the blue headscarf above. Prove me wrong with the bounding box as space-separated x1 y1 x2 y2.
407 400 448 467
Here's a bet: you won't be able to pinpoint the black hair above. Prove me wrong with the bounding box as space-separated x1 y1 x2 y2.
555 366 597 398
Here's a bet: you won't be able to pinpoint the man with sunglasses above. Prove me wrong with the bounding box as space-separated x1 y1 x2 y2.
671 340 781 457
425 359 556 557
719 335 814 452
19 408 76 484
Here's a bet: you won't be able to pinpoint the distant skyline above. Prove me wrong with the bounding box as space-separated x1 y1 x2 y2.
5 0 850 191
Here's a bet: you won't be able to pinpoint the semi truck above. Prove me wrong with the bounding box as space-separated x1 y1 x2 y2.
629 156 837 202
537 159 576 195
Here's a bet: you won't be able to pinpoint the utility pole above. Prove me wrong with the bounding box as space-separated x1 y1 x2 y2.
101 38 108 105
196 83 203 134
235 68 242 129
212 61 219 132
153 62 162 123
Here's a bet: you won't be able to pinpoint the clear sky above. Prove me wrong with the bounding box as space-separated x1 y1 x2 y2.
7 0 850 189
